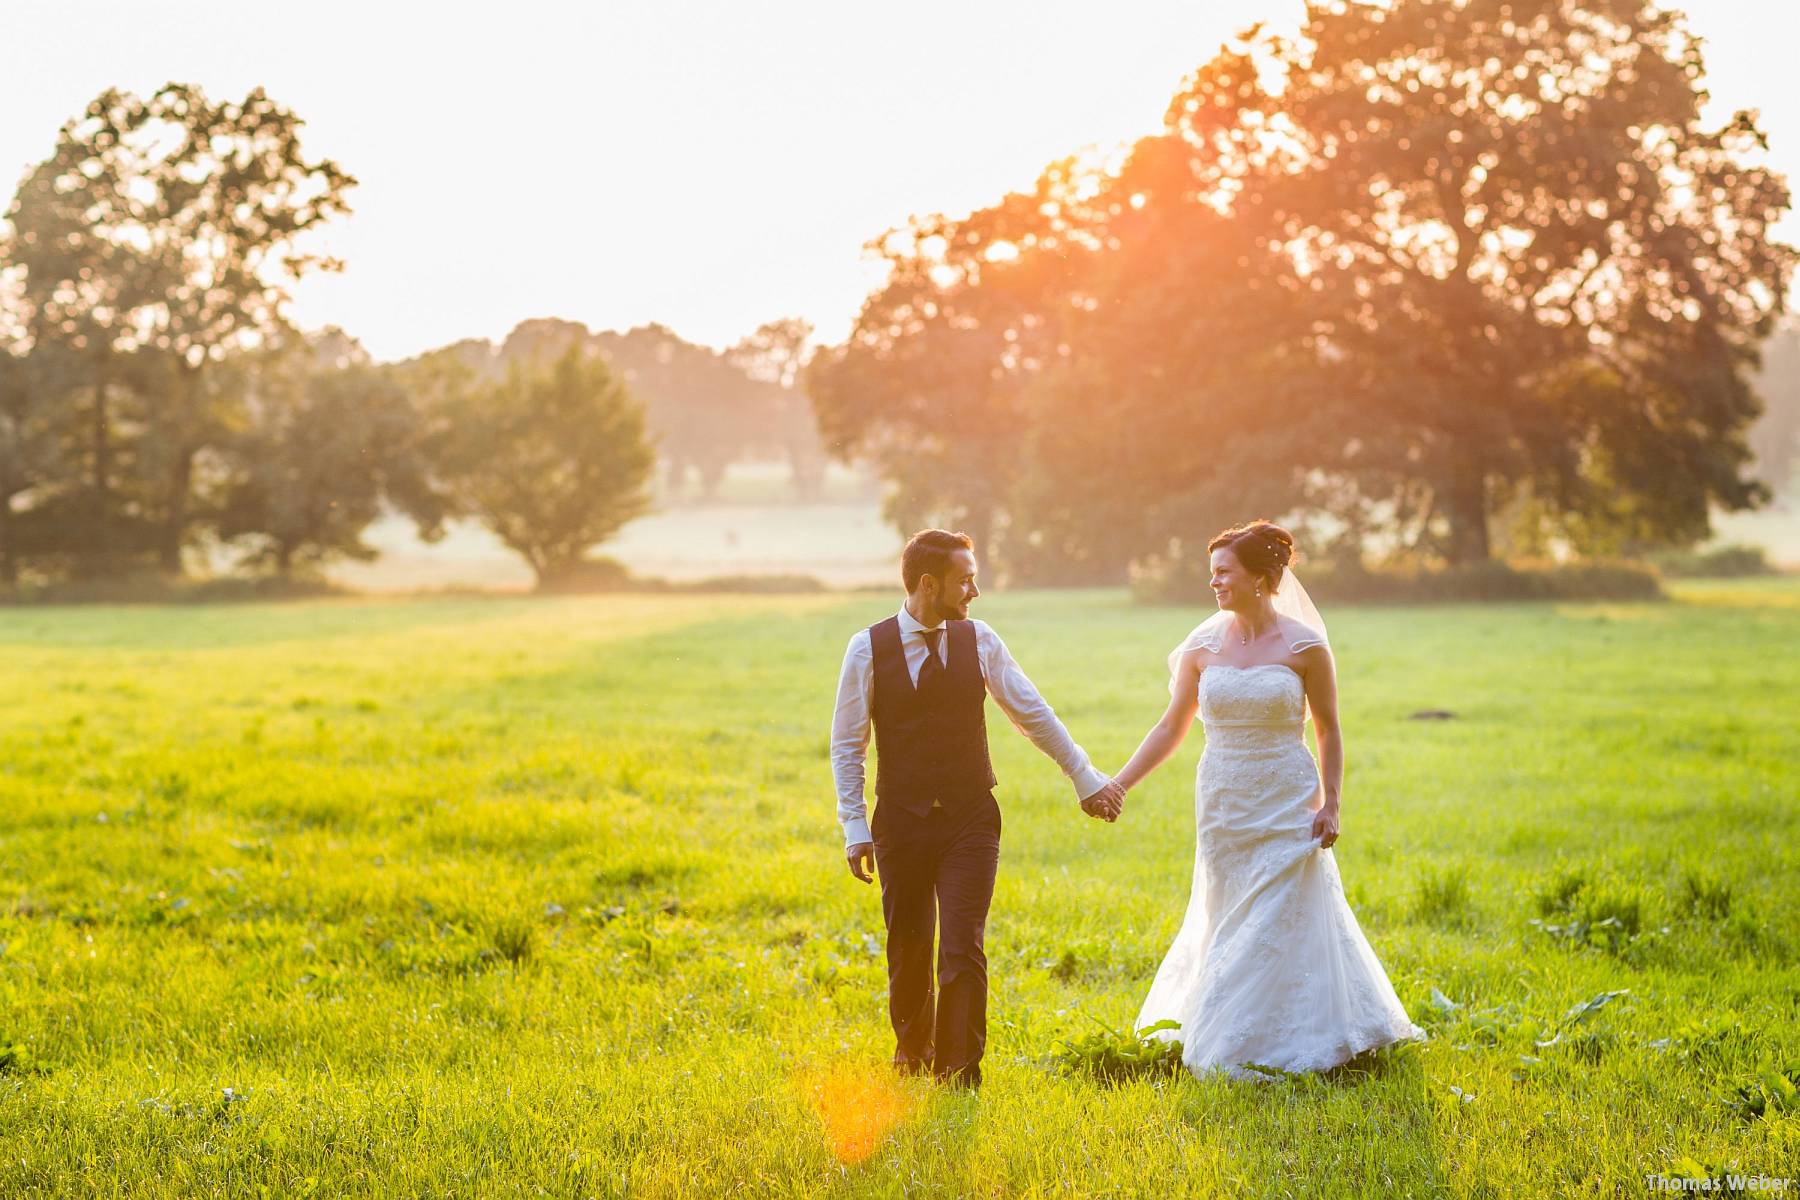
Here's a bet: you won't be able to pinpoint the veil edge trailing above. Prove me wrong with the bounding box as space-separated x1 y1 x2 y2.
1166 569 1331 695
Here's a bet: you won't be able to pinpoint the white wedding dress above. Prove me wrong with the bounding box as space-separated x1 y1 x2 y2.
1135 654 1423 1079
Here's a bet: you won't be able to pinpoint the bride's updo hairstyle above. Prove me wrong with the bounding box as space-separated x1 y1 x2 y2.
1208 520 1296 594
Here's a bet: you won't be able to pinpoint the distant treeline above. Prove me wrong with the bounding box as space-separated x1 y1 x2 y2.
428 316 826 502
6 0 1799 597
810 0 1798 585
1750 325 1800 497
0 85 825 589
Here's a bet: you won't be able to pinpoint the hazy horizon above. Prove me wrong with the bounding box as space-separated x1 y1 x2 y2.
5 0 1796 363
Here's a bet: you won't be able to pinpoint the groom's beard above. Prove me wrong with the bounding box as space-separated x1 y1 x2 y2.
930 596 970 623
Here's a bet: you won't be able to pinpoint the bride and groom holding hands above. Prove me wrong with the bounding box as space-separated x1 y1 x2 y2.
828 525 1421 1089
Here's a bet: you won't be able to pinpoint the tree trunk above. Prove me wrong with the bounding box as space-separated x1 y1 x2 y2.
961 504 996 579
0 496 15 588
159 447 196 575
91 367 110 496
1440 466 1491 565
698 456 727 499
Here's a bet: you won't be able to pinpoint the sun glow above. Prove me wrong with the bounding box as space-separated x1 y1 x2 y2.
802 1066 915 1165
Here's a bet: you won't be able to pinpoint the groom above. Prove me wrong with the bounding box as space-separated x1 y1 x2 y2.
830 529 1125 1088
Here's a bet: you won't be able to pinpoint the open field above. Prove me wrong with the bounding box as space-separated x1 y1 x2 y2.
329 463 901 593
1 580 1797 1196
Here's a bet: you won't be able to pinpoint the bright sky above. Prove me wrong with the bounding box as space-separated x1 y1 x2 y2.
3 0 1796 362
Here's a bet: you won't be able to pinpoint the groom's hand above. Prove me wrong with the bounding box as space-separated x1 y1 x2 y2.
846 841 875 883
1080 779 1126 822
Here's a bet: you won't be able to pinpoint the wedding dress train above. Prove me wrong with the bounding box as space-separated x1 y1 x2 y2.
1135 661 1422 1078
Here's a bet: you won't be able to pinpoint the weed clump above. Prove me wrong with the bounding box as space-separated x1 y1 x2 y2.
1055 1019 1186 1083
1529 867 1659 957
1411 865 1474 927
1679 870 1733 920
488 917 536 965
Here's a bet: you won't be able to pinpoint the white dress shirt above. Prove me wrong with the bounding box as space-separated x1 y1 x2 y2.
831 607 1111 847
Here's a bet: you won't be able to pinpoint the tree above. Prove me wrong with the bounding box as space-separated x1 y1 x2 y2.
1003 105 1321 581
442 319 791 502
728 318 827 499
1749 321 1800 495
1219 1 1793 560
0 266 68 586
818 0 1792 576
4 83 355 574
215 330 443 577
429 345 655 586
808 164 1107 573
3 91 166 572
594 323 776 499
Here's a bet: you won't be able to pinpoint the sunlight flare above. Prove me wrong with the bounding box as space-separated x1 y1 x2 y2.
801 1066 915 1165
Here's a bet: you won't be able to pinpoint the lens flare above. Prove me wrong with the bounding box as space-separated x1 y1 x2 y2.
802 1066 914 1165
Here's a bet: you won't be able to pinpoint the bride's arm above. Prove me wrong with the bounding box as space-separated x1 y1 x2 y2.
1301 644 1343 846
1112 650 1203 791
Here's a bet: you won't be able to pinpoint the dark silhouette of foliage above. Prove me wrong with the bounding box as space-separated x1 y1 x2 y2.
814 0 1793 575
215 330 443 577
3 83 355 575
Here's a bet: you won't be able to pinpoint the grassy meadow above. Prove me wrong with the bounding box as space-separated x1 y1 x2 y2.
0 580 1797 1196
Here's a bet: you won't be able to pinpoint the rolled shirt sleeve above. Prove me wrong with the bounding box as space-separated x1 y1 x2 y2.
973 620 1110 802
829 630 875 847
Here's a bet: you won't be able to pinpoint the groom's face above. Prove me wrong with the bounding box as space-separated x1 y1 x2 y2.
928 549 981 622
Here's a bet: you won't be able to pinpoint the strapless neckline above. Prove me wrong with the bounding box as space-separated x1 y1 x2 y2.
1202 663 1303 682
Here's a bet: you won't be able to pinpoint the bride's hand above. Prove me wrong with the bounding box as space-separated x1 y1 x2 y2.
1080 779 1126 822
1311 802 1340 849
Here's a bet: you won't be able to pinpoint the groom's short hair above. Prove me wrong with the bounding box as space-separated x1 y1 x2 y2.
902 529 974 591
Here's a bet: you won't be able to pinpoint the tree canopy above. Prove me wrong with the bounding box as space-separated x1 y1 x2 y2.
421 345 655 587
2 82 355 575
811 0 1794 577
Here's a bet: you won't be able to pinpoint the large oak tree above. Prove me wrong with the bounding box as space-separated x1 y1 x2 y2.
813 0 1793 572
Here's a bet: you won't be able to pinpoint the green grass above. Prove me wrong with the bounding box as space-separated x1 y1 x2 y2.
1 580 1796 1196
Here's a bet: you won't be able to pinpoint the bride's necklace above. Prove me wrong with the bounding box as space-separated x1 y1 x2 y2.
1237 614 1275 646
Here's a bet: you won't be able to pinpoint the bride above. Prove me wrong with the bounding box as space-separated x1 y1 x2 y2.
1109 520 1422 1078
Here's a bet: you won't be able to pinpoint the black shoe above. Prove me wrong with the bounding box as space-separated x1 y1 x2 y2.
935 1064 981 1091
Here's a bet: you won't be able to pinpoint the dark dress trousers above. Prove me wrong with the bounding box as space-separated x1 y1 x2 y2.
867 615 999 1087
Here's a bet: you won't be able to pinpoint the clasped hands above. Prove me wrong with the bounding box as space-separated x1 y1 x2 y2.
1080 777 1128 823
847 777 1132 882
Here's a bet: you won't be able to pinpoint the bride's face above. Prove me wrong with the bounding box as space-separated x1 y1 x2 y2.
1208 548 1261 611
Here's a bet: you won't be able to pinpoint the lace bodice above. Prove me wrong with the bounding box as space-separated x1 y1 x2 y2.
1199 665 1305 750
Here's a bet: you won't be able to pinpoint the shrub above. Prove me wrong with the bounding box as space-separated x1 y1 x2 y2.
1055 1018 1186 1083
534 556 634 593
0 572 344 606
1651 543 1778 579
668 574 828 594
536 559 828 595
1131 554 1663 605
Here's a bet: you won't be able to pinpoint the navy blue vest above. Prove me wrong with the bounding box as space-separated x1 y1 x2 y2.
869 615 997 818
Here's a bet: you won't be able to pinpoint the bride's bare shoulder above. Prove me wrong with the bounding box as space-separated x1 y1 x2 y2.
1275 613 1328 652
1176 644 1213 673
